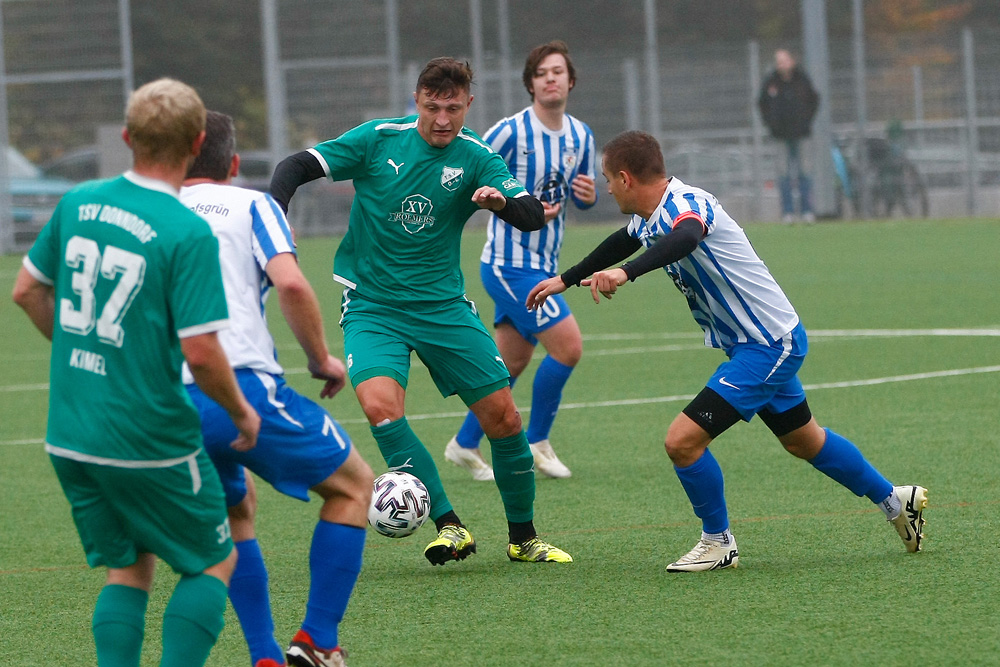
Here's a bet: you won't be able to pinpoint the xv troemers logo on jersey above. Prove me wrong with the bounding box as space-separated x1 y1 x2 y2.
390 194 436 234
440 166 464 191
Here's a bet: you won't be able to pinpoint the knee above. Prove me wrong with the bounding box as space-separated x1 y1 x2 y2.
664 425 707 468
780 421 826 459
360 397 402 426
227 493 257 542
223 547 239 577
351 460 375 507
556 339 583 367
482 405 523 439
209 546 239 583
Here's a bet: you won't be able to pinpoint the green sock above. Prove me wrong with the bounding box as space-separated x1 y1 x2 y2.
489 432 536 522
160 573 228 667
93 584 148 667
371 417 454 521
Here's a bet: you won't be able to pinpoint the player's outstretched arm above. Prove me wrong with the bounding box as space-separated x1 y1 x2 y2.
618 217 703 281
12 267 55 340
475 188 546 232
182 332 260 451
559 226 642 289
266 253 346 399
526 276 568 311
268 150 325 213
582 268 629 303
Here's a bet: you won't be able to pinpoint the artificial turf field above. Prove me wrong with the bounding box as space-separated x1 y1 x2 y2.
1 217 998 665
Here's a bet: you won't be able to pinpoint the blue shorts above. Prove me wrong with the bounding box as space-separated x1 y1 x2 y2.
481 263 572 345
186 369 352 507
707 322 809 422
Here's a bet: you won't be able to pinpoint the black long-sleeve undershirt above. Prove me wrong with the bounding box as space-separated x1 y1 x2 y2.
559 217 704 287
268 151 325 213
495 194 545 232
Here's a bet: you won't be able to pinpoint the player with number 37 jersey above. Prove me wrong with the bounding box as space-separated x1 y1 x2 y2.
24 173 228 462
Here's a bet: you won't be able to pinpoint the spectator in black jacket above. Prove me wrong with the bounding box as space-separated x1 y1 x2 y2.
758 49 819 222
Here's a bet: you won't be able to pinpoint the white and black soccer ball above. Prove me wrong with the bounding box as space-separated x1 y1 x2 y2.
367 471 431 538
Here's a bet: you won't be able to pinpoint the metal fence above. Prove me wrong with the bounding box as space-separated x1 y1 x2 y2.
2 0 999 252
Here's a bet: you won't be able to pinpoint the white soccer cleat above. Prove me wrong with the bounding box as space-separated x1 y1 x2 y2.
667 534 739 572
529 439 572 478
889 485 928 553
444 437 495 481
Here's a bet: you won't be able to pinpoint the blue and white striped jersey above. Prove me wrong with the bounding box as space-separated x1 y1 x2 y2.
627 177 799 349
179 182 296 380
480 106 596 273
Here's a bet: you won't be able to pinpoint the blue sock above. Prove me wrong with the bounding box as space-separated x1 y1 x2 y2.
229 539 283 665
455 411 485 448
674 449 729 534
301 521 366 650
809 428 894 502
456 376 517 448
526 356 573 444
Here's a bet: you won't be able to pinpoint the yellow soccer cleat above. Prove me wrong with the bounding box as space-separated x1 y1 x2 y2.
424 524 476 565
507 537 573 563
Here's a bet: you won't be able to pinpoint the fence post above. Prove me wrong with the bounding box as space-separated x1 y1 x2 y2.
0 4 13 255
117 0 134 98
912 65 924 147
260 0 287 171
802 0 836 218
748 40 764 222
622 58 641 132
468 0 486 133
850 0 870 218
497 0 513 118
386 0 401 116
643 0 661 140
962 27 979 217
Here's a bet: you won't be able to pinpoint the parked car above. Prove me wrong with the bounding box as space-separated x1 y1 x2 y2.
42 146 275 192
4 147 75 248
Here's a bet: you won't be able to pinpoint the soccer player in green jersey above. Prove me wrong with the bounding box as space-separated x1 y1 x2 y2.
270 57 572 566
12 78 260 667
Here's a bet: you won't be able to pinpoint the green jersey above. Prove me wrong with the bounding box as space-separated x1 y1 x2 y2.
310 116 528 306
25 172 229 462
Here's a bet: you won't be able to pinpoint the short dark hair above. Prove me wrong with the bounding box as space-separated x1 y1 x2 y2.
602 131 667 183
186 110 236 181
416 57 474 99
522 40 576 100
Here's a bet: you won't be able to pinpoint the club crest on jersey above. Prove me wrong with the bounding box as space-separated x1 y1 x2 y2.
536 172 569 205
389 194 436 234
562 150 578 170
441 166 464 191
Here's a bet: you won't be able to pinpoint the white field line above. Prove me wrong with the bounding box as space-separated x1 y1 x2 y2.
268 328 1000 352
4 364 999 443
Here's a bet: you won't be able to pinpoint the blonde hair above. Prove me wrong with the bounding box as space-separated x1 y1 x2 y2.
125 78 206 165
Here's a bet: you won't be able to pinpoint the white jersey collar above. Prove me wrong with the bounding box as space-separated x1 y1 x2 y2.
527 105 568 136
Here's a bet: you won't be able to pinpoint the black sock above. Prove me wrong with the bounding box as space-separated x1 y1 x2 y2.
508 520 536 545
434 511 462 532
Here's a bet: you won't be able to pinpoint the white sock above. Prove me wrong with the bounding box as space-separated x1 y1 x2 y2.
702 529 733 545
878 488 902 520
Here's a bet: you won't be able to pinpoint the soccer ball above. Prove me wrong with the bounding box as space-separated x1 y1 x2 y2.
367 471 431 538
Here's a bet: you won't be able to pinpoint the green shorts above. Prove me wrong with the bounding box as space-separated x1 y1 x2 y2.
341 292 510 405
49 448 233 575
